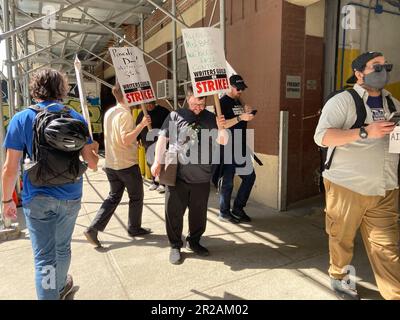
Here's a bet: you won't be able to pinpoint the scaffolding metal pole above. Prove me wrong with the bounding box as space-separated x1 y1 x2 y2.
220 0 226 52
145 0 189 28
0 0 90 42
0 72 10 229
140 13 144 50
172 0 178 109
10 0 21 109
3 0 15 118
23 31 30 105
64 0 172 72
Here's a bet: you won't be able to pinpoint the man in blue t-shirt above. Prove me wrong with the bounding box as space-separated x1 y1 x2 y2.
2 69 99 300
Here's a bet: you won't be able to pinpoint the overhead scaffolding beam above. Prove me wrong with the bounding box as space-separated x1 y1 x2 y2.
64 0 172 72
10 9 132 65
31 57 98 66
0 0 91 42
24 0 154 13
14 14 124 35
145 0 189 29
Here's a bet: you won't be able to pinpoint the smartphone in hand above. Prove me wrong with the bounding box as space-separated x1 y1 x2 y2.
386 111 400 125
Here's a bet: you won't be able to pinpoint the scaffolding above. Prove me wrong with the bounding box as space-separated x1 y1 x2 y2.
0 0 226 230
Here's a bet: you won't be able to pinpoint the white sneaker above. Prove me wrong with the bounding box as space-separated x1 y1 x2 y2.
149 183 158 191
156 185 165 193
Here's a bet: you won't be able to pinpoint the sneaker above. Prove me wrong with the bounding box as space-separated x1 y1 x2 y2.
59 274 74 300
232 208 252 222
218 213 240 224
149 183 158 191
330 277 360 300
186 241 210 256
128 227 152 237
169 248 182 265
156 185 165 194
83 228 101 247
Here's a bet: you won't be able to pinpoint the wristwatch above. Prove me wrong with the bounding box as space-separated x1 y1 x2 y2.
359 126 368 139
1 199 13 204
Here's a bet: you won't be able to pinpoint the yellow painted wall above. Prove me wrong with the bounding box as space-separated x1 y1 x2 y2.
338 0 400 99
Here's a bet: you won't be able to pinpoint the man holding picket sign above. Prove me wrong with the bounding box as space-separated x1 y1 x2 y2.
151 27 230 265
84 46 153 247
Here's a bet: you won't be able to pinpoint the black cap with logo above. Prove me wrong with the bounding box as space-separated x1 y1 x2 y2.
346 51 383 84
229 74 248 91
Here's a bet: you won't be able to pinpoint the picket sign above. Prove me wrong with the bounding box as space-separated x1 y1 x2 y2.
109 46 154 130
182 27 230 120
389 126 400 153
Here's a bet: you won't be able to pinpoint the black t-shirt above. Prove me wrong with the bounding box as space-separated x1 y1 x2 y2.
136 105 170 148
160 108 218 184
219 95 248 163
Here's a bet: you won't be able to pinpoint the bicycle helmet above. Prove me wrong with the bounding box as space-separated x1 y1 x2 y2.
44 117 90 152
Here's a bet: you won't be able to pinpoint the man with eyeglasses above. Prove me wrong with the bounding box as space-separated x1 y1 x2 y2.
216 74 256 224
151 86 228 264
314 52 400 300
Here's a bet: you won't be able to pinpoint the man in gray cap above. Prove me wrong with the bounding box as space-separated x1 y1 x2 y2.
314 52 400 300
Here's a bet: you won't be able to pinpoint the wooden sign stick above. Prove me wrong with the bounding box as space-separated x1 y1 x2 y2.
140 103 152 130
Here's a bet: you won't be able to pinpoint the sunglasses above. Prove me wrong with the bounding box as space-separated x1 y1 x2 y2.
372 63 393 72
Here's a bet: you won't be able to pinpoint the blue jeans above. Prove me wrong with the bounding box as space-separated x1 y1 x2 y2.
219 164 256 217
23 195 81 300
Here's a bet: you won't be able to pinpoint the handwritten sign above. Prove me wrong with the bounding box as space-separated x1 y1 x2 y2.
182 28 229 97
389 126 400 153
109 46 155 106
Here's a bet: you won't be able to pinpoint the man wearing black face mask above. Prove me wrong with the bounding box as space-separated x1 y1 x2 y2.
314 52 400 300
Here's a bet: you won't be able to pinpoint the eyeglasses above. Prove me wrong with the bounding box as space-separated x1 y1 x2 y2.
190 103 206 108
372 64 393 73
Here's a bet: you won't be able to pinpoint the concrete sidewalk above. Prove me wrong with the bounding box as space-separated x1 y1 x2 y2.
0 160 383 300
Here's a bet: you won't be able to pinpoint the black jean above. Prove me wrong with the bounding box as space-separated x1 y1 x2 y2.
90 165 144 233
165 179 211 249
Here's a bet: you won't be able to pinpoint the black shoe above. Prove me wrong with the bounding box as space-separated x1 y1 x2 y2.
169 248 182 265
330 277 360 300
186 242 210 256
218 213 240 224
128 227 152 237
59 274 74 300
232 208 252 222
84 228 101 247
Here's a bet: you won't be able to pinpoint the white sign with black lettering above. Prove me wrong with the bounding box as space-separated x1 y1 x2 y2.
286 75 301 99
389 126 400 153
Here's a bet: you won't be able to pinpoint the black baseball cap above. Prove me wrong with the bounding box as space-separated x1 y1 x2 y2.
230 74 248 91
346 51 383 84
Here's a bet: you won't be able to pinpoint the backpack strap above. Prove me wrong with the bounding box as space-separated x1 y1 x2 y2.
324 89 366 170
348 89 367 129
28 105 42 112
386 95 397 113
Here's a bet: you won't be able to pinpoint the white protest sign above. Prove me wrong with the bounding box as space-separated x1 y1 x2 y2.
182 28 229 98
109 47 156 107
389 126 400 153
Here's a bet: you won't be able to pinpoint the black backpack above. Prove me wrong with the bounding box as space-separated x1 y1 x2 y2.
24 104 89 187
317 89 397 192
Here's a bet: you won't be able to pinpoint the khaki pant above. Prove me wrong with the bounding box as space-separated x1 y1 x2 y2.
324 179 400 300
